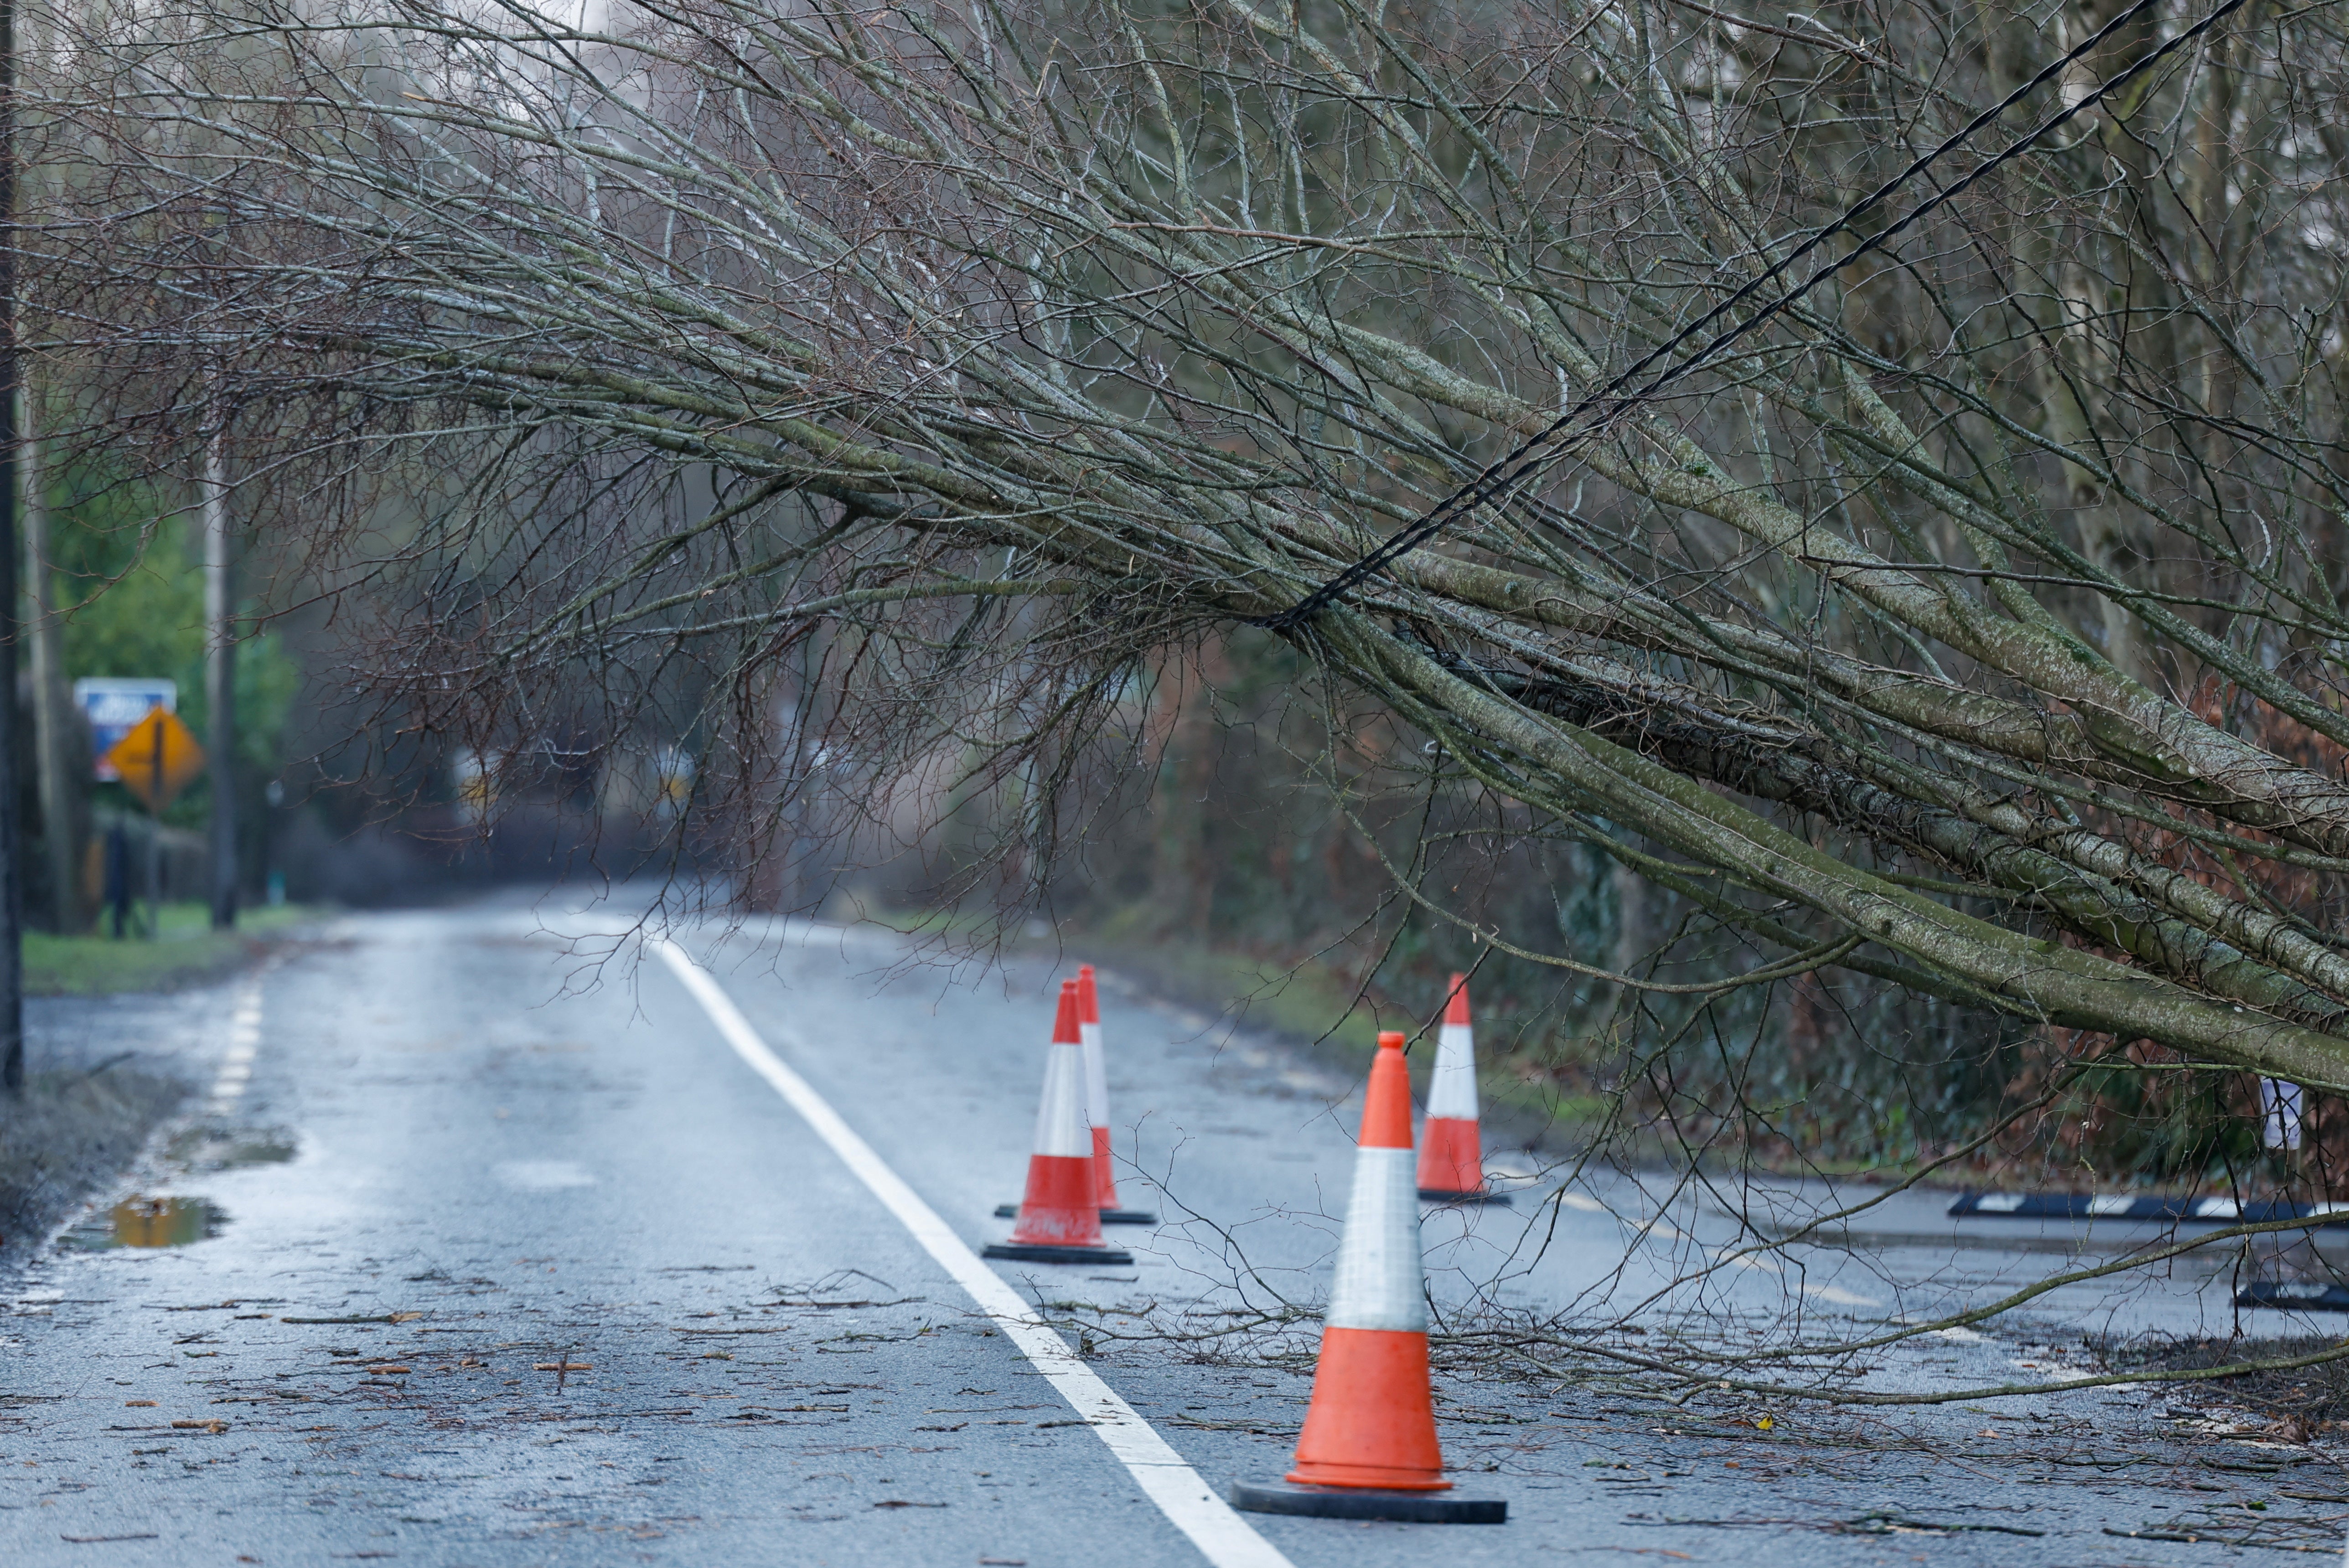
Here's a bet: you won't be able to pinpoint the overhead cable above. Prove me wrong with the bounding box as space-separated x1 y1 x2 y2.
1257 0 2254 632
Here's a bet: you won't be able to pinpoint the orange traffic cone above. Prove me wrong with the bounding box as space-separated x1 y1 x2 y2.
1229 1032 1505 1524
1418 975 1508 1205
998 966 1159 1226
985 980 1134 1266
1080 965 1158 1225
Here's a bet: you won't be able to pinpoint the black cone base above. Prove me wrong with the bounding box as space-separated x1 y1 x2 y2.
982 1242 1134 1265
995 1203 1160 1225
1228 1480 1505 1524
1418 1188 1514 1206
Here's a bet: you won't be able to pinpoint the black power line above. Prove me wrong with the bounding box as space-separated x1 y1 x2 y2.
1258 0 2254 633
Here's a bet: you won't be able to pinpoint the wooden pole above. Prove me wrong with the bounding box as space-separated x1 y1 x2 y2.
147 717 162 937
0 0 26 1094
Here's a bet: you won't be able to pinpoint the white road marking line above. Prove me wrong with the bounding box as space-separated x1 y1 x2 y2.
207 975 268 1109
653 938 1295 1568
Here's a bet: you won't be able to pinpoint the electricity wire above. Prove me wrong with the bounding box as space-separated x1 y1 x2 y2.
1258 0 2257 631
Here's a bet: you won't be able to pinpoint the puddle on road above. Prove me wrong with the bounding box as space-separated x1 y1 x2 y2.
167 1127 299 1171
61 1196 226 1250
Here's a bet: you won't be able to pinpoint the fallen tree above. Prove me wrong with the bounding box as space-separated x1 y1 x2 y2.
29 0 2349 1097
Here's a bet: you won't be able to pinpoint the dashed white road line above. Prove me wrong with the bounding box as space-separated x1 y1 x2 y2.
653 937 1296 1568
206 975 268 1116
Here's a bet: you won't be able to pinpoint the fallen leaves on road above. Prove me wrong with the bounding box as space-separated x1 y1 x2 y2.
123 1400 155 1408
170 1419 228 1434
872 1499 947 1508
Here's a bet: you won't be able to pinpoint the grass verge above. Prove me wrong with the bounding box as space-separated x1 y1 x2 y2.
26 902 326 998
843 898 1606 1150
1042 917 1605 1150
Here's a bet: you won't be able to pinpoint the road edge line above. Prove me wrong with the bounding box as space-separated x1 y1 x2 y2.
652 938 1296 1568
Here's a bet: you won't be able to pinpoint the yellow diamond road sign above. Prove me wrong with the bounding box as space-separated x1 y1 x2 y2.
103 707 207 813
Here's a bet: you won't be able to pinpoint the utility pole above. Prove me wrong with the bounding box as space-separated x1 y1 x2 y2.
16 0 72 942
202 423 236 929
0 0 26 1097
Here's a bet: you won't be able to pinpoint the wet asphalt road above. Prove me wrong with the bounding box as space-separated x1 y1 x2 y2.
5 895 2349 1566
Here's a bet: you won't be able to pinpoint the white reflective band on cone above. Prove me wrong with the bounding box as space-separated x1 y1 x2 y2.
1032 1042 1092 1157
1081 1019 1110 1130
1325 1147 1427 1331
1427 1022 1479 1121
